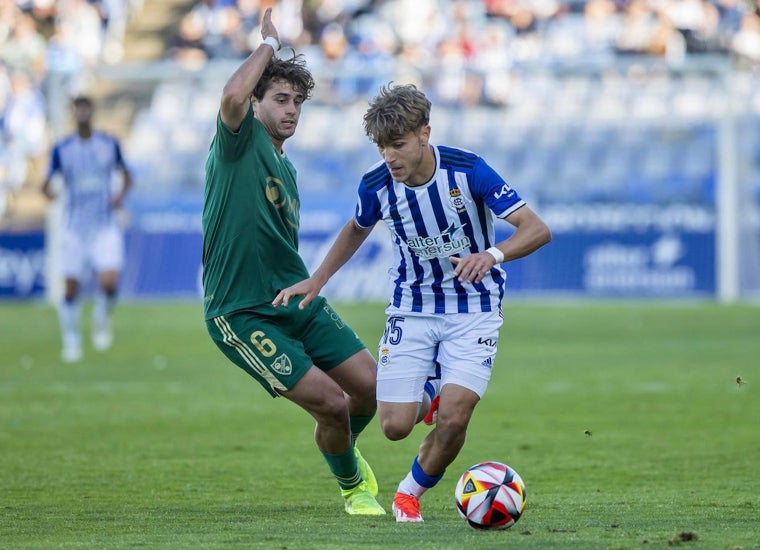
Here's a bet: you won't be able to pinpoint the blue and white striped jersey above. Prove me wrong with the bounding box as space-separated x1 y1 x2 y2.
47 131 128 234
355 144 526 314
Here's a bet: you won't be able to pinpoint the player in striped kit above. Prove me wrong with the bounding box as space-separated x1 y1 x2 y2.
273 83 551 522
42 95 133 363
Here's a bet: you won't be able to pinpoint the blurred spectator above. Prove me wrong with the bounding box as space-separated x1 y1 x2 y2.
347 28 396 98
615 0 685 60
44 26 84 139
55 0 105 68
665 0 726 53
732 12 760 62
159 0 760 86
0 0 142 226
1 10 47 82
167 11 210 67
1 69 47 215
0 61 13 218
5 70 47 172
27 0 59 26
229 0 261 55
316 22 350 99
187 0 244 58
715 0 746 46
1 0 759 223
0 0 15 45
94 0 132 63
580 0 620 60
377 0 447 54
473 19 515 106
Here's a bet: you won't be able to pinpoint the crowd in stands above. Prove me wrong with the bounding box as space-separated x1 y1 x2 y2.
2 0 760 220
165 0 760 104
1 0 135 219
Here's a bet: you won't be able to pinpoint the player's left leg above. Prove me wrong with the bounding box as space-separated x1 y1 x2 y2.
422 366 442 426
92 269 119 351
58 229 85 363
322 348 379 496
282 366 385 516
295 297 385 511
60 277 83 363
90 225 124 352
417 384 480 475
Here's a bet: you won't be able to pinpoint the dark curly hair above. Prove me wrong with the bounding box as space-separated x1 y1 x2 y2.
252 52 315 101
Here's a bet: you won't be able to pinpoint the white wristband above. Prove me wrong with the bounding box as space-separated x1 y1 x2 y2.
262 36 280 52
485 246 505 264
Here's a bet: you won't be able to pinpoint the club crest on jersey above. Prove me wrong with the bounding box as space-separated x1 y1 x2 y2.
406 221 471 260
265 176 299 229
271 353 293 375
449 187 466 213
379 347 390 370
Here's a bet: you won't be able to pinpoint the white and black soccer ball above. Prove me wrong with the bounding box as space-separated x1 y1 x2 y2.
454 461 526 530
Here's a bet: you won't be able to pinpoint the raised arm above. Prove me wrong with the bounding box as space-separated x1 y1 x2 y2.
272 219 374 309
220 7 280 131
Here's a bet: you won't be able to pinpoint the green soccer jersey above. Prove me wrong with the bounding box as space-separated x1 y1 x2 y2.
202 105 309 319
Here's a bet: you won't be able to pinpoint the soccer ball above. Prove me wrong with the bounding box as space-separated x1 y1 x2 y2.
454 461 526 530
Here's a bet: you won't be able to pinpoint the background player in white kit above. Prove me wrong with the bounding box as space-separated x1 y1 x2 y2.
42 95 133 363
274 83 551 522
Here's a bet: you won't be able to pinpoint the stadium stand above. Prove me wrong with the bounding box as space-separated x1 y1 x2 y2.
2 0 760 228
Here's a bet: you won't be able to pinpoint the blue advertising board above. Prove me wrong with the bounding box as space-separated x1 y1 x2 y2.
0 199 717 301
0 232 46 298
529 203 716 296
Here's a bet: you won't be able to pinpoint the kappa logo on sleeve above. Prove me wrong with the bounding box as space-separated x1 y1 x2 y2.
493 183 514 200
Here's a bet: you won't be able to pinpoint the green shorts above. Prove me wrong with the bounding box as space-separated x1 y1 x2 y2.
206 296 366 397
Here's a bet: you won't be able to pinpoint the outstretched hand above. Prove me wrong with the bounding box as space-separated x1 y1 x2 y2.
272 277 323 309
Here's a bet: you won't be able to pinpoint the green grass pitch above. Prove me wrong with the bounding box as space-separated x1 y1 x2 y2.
1 300 758 549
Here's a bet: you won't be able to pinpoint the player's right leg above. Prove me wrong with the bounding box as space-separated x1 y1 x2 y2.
374 314 443 522
58 230 85 363
59 278 82 363
375 314 439 440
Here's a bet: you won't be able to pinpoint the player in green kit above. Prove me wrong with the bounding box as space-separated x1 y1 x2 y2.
202 9 384 516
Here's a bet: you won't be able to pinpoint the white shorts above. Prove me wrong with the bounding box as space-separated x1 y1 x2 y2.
60 224 125 280
376 309 503 402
